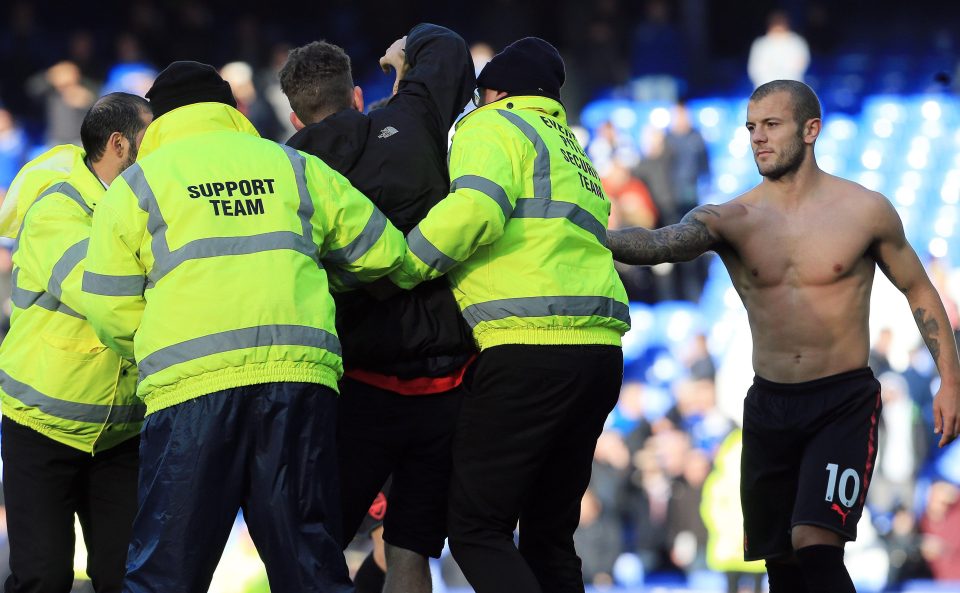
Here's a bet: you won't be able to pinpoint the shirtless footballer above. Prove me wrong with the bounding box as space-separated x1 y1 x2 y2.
607 80 960 593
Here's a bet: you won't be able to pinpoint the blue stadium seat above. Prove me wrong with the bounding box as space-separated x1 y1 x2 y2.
902 580 960 592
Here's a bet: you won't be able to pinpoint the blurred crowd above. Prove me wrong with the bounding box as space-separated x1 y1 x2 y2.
0 0 883 196
1 0 960 591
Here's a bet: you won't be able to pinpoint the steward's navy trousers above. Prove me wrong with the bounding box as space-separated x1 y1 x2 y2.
123 382 353 593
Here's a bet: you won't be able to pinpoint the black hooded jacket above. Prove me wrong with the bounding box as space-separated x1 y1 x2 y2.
286 23 476 377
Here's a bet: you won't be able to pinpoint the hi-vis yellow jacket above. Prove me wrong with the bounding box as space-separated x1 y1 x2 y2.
0 145 142 453
390 95 630 350
82 103 405 415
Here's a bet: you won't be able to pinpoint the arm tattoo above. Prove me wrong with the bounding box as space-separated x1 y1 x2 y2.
914 307 942 362
607 206 720 265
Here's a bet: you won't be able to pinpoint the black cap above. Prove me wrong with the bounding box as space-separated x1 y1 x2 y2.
146 61 237 118
477 37 565 102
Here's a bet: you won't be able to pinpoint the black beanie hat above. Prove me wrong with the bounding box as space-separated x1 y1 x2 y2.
146 61 237 118
477 37 565 102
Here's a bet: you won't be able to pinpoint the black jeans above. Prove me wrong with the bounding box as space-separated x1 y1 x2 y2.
2 417 139 593
447 344 623 593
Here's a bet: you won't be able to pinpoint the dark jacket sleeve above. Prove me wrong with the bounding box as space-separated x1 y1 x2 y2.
396 23 476 134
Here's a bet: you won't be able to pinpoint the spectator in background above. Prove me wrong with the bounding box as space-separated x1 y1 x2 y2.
665 100 709 219
665 441 710 573
100 28 157 97
884 505 931 588
220 61 282 140
636 125 676 226
574 486 623 587
25 61 98 147
588 121 639 174
591 123 655 300
458 42 494 121
869 372 929 514
591 430 632 515
101 33 157 97
632 124 681 301
101 63 157 98
0 108 28 191
920 480 960 581
903 344 938 435
868 327 894 377
665 99 710 302
640 429 710 575
115 32 148 66
603 158 657 231
447 42 494 138
259 42 297 140
701 429 765 593
606 379 650 434
663 377 731 456
684 333 716 381
470 42 494 77
604 158 660 302
66 30 105 85
631 446 672 572
747 10 810 88
610 380 666 573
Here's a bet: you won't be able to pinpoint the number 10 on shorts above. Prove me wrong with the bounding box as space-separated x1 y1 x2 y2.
824 463 860 507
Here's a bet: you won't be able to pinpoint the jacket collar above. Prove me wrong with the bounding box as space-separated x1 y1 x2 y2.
456 95 567 130
138 102 260 159
285 108 370 175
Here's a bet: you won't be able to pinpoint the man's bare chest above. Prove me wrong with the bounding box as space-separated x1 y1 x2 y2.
727 214 873 287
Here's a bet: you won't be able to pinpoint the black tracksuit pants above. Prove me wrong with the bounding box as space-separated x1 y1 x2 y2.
447 344 623 593
2 417 139 593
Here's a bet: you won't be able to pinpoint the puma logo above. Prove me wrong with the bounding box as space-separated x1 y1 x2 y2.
368 491 387 521
831 503 851 526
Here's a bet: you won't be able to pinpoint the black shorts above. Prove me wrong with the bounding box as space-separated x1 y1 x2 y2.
741 367 881 560
337 377 461 558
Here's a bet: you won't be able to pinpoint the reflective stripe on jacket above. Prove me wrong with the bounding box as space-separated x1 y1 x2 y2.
0 144 142 453
83 103 406 415
391 95 630 349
